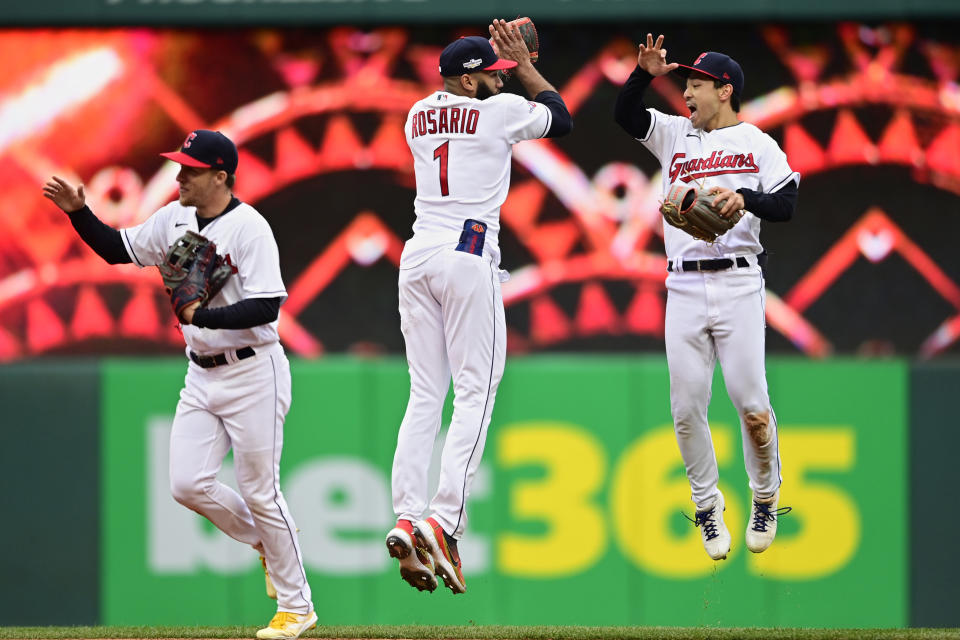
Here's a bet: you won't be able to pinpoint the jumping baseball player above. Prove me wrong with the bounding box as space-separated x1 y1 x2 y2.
614 35 798 560
43 130 316 639
385 20 572 594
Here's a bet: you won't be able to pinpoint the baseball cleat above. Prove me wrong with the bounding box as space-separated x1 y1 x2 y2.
261 556 278 600
413 517 466 594
687 493 732 560
746 491 792 553
255 610 317 639
386 519 438 592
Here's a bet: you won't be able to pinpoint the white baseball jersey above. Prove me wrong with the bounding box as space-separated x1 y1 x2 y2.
401 90 553 269
120 200 287 354
638 109 800 260
391 88 552 545
120 198 312 613
633 108 793 515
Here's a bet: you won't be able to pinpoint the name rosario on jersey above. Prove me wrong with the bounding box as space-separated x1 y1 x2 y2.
669 150 759 183
410 107 480 138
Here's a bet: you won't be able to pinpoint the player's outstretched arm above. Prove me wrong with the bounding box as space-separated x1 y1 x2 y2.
42 175 132 264
615 33 677 139
489 18 572 138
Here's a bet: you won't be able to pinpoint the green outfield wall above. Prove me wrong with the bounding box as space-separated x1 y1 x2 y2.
5 356 958 627
97 357 906 628
909 362 960 629
0 362 101 626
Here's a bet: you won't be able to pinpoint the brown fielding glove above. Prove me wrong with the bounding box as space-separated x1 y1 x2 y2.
490 17 539 79
158 231 235 321
660 183 745 243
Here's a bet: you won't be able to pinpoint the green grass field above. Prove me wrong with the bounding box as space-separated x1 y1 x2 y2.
0 626 957 640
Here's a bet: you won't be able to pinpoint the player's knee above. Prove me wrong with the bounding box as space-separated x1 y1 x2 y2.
744 410 771 446
410 385 446 408
409 374 452 403
453 379 490 405
240 489 274 519
236 476 274 516
671 406 705 434
170 478 205 509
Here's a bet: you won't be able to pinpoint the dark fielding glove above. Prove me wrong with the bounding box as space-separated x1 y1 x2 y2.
490 17 539 80
660 183 745 243
158 231 234 322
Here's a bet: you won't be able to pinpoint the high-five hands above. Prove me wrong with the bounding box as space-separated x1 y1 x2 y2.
637 33 680 77
43 175 86 213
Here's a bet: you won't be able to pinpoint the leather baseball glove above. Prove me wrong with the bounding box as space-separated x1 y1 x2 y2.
490 17 539 79
158 231 234 321
660 183 744 243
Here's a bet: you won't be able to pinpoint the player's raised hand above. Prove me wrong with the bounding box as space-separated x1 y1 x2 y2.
43 176 86 213
638 33 679 76
489 19 532 67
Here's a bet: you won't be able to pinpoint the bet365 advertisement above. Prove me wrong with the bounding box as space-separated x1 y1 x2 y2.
100 357 906 627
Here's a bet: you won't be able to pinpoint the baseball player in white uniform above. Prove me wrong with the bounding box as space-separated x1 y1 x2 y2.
385 21 572 594
43 130 316 639
614 35 799 560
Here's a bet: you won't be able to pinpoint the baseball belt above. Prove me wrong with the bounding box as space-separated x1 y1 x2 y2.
190 346 256 368
667 257 750 272
667 253 769 273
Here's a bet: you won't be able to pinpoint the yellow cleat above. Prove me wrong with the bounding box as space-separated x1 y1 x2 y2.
261 556 278 600
255 610 317 640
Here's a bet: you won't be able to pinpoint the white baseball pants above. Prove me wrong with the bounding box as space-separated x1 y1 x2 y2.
664 261 782 510
168 341 313 614
393 248 507 539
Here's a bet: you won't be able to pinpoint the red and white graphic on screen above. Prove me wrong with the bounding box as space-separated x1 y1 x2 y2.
1 24 960 360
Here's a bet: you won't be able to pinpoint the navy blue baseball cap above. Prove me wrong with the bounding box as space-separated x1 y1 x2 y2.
439 36 518 77
160 129 238 175
676 51 744 97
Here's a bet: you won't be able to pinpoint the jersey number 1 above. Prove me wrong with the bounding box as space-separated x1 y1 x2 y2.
433 141 449 197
